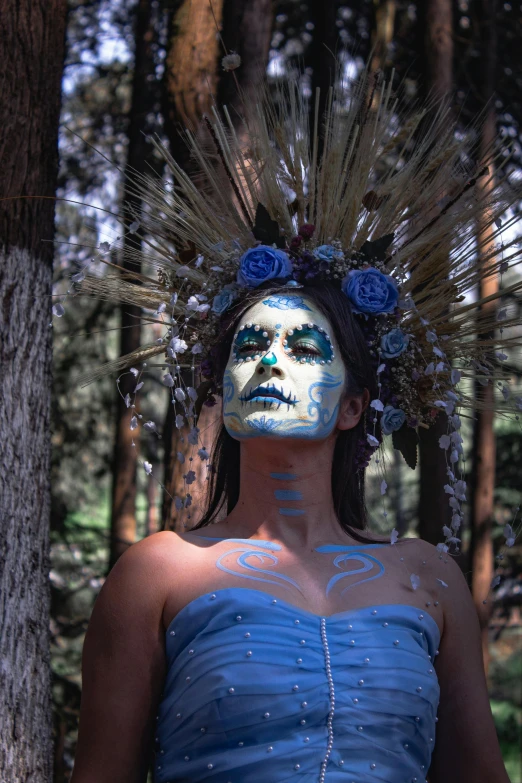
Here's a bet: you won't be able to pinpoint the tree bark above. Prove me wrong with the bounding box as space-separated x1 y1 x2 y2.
0 1 67 781
218 0 274 133
109 0 157 569
417 0 454 545
370 0 397 75
468 0 498 676
162 0 224 167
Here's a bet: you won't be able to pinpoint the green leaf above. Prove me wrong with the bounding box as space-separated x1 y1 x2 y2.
359 232 395 262
392 424 418 470
252 203 285 248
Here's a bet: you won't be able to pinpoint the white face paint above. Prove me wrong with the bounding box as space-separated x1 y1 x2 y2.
223 294 346 440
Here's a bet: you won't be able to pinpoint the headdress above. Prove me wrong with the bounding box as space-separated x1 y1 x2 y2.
66 69 522 558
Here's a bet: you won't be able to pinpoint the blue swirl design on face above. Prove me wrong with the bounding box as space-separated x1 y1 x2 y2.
223 370 235 404
315 544 387 595
262 295 312 311
283 371 343 437
246 416 283 433
214 541 303 593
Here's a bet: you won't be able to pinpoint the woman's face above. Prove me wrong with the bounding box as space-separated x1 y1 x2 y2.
223 294 347 440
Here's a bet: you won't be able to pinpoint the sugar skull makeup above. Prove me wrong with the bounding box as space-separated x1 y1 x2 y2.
223 295 346 439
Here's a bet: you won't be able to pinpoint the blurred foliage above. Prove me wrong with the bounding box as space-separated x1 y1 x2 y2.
50 1 522 780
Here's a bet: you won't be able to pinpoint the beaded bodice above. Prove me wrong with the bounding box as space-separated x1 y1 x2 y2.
154 587 440 783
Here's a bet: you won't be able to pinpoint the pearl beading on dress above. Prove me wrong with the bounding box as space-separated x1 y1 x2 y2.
319 617 335 782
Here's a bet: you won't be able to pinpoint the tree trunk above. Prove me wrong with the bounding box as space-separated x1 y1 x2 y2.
162 0 224 167
218 0 274 134
306 0 341 153
0 1 67 781
417 0 454 545
370 0 397 74
468 0 498 676
109 0 157 569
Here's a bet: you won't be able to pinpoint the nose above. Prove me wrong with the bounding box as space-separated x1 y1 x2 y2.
256 353 285 379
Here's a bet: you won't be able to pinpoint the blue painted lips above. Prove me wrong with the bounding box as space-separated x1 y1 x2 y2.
239 384 298 406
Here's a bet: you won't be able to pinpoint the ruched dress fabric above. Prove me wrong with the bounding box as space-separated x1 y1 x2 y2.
154 587 440 783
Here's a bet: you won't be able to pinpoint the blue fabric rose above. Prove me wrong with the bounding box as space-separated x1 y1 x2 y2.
381 405 406 435
212 285 237 315
380 328 409 359
237 245 293 288
342 267 399 315
313 244 343 262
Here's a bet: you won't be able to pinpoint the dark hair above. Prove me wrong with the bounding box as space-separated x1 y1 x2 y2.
193 282 387 543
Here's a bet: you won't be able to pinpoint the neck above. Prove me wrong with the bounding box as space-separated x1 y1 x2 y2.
224 436 352 550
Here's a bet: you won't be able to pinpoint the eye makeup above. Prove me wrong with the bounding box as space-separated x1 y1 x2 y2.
283 324 334 365
233 324 270 362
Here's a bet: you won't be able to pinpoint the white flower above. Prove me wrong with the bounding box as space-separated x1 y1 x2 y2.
135 381 144 392
380 480 388 495
170 337 188 354
130 367 139 376
188 427 200 445
130 416 138 430
370 399 384 412
143 461 152 475
439 434 451 450
454 480 467 501
162 373 175 387
390 528 398 545
174 387 186 402
410 574 420 591
143 421 157 431
450 369 462 385
187 296 199 311
222 52 241 71
52 303 65 317
367 434 380 447
177 451 185 464
191 342 203 354
175 414 184 429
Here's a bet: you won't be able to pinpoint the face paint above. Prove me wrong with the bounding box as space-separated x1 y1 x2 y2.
223 295 346 440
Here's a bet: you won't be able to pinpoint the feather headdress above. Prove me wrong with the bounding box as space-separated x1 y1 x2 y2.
71 68 522 547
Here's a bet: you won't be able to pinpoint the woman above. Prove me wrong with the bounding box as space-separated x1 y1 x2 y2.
70 284 509 783
70 72 517 783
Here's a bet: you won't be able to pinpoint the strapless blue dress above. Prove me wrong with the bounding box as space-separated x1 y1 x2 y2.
154 587 440 783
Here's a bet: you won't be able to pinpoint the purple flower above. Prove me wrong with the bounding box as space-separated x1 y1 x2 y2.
237 245 293 288
342 267 399 315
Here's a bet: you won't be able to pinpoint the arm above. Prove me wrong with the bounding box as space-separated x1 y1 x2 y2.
428 553 510 783
70 532 174 783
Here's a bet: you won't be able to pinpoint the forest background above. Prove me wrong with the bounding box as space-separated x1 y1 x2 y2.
1 0 521 781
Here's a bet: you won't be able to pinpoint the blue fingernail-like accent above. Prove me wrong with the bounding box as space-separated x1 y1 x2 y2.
274 489 303 501
279 508 305 517
270 472 298 481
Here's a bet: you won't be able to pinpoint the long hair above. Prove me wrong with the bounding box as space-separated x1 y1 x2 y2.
193 282 387 543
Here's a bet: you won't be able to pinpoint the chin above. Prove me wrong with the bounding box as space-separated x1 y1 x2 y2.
223 409 338 441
